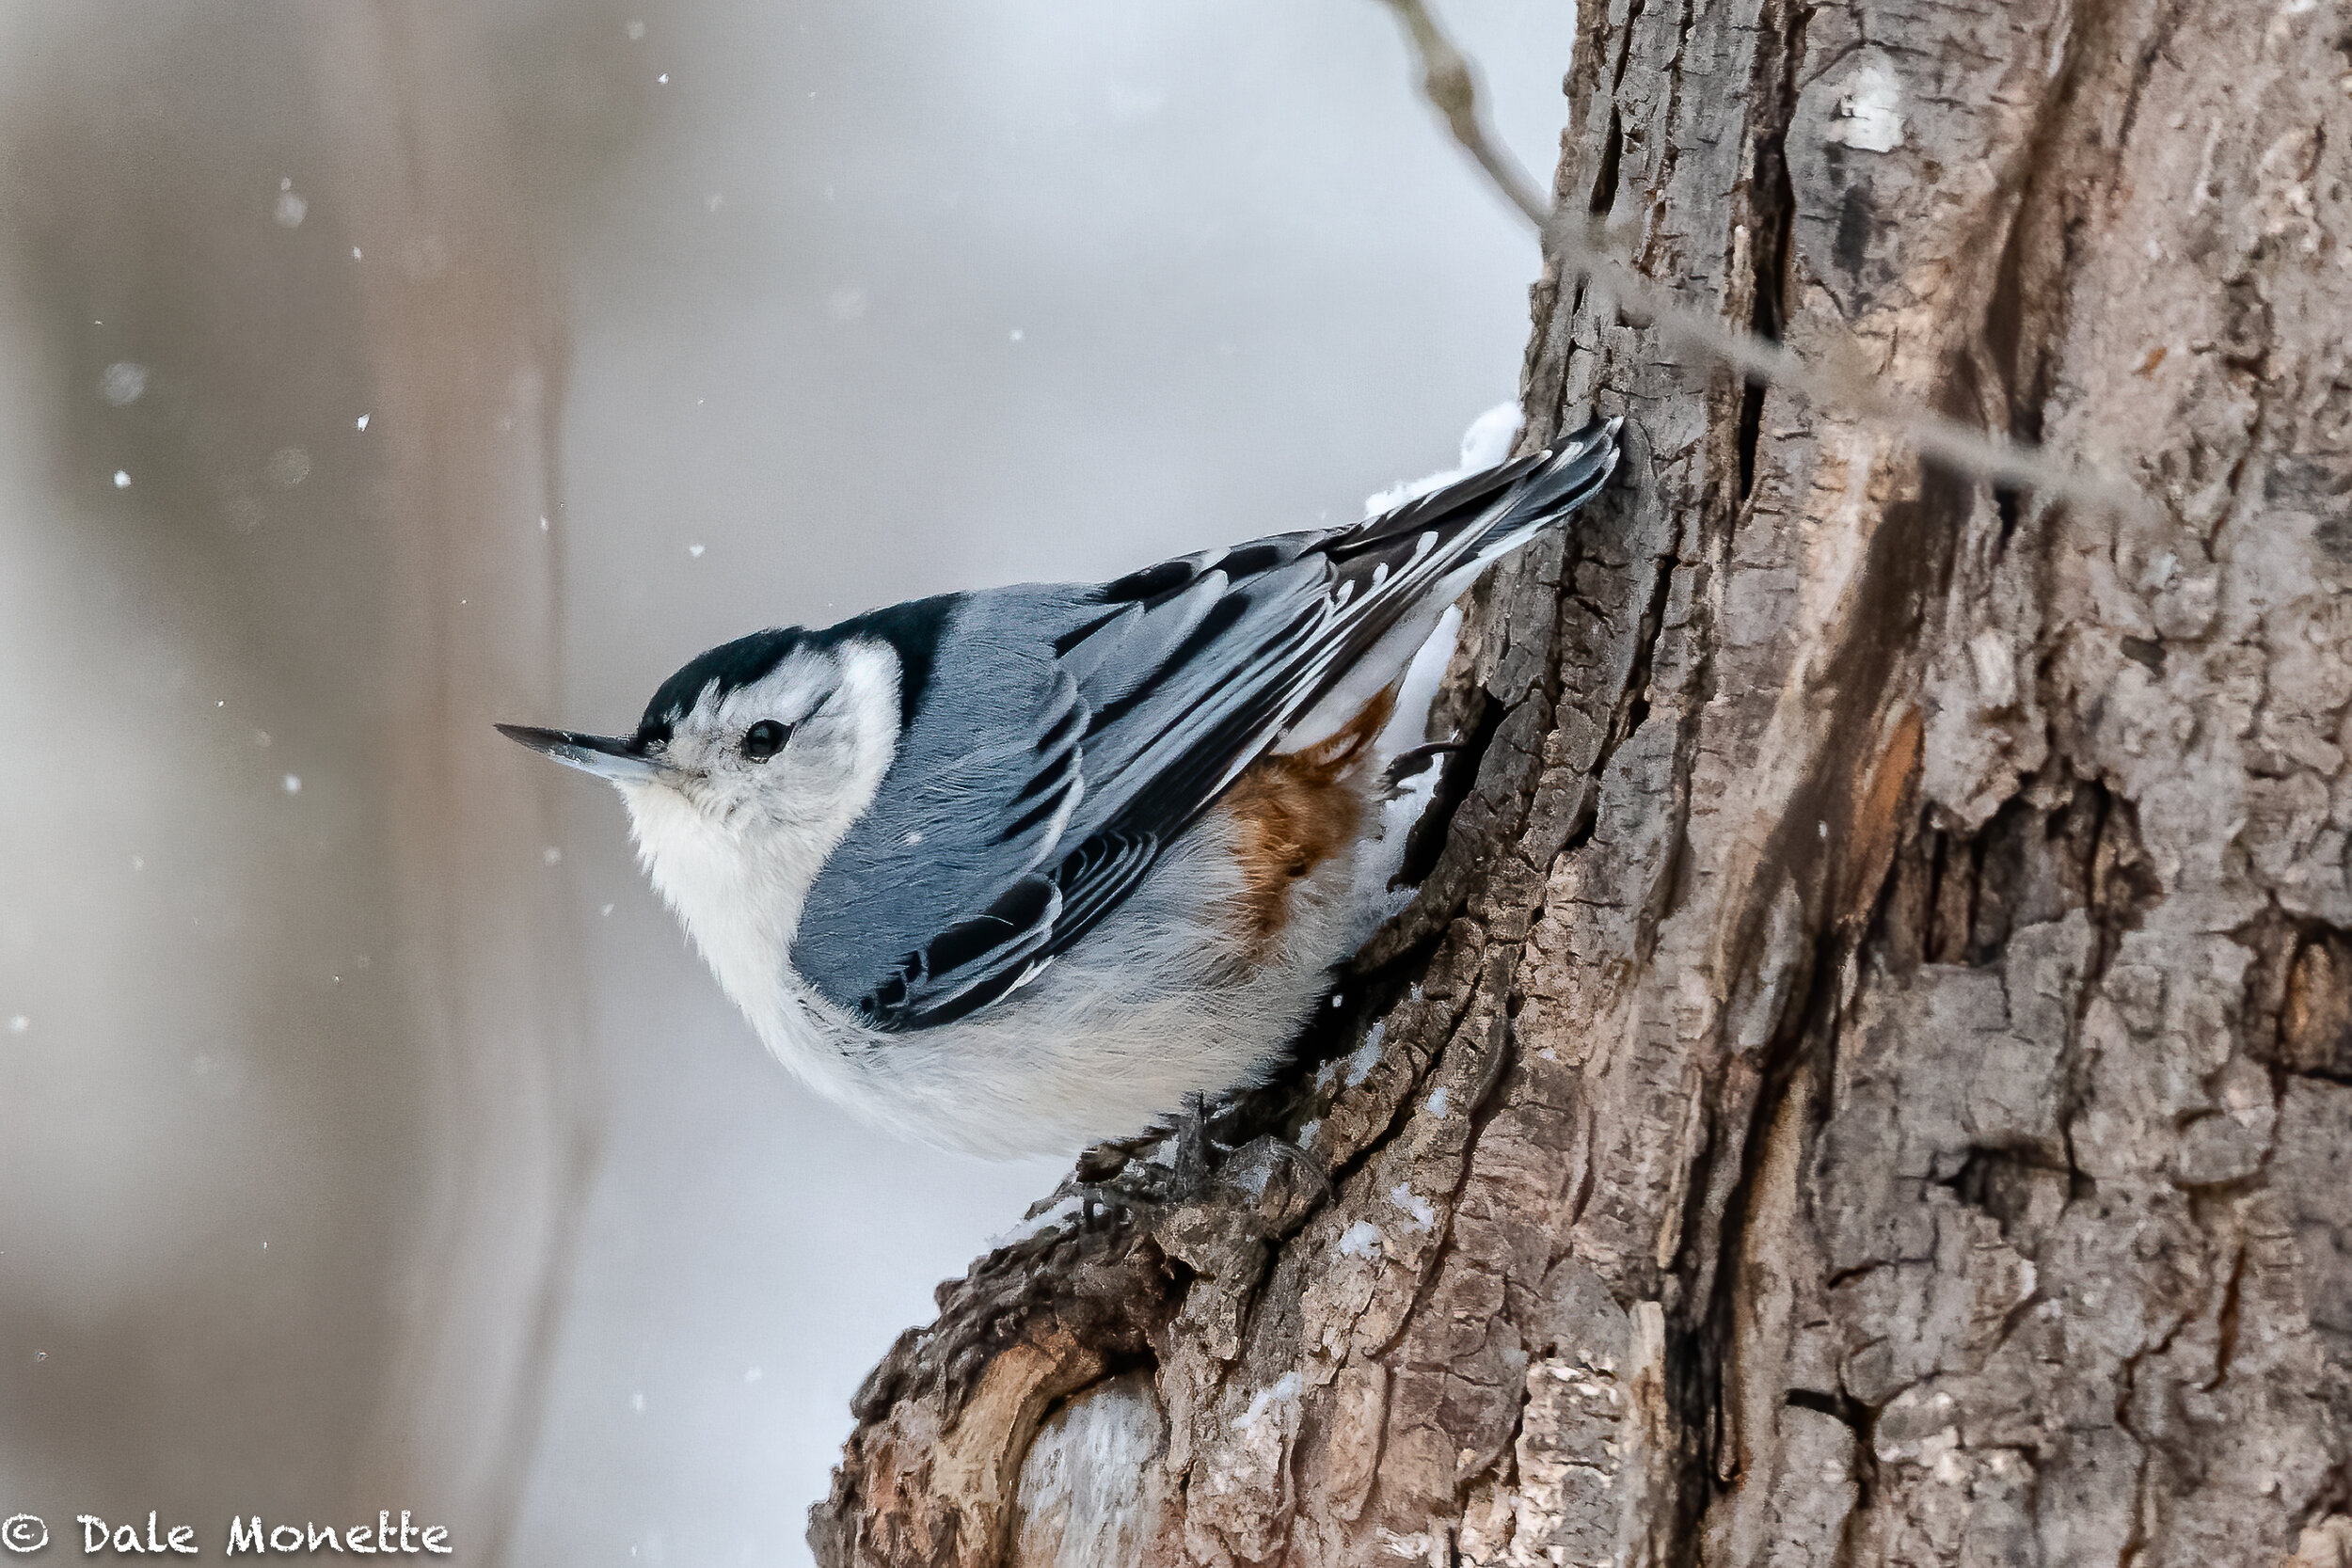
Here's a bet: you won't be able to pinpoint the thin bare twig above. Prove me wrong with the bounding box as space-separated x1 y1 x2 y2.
1375 0 2155 521
1544 211 2155 517
1374 0 1551 227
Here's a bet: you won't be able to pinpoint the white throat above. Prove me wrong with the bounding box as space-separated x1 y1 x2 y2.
616 642 901 1050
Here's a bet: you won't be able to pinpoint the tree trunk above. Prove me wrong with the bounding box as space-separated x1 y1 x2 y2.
302 11 599 1560
810 0 2352 1560
0 11 591 1556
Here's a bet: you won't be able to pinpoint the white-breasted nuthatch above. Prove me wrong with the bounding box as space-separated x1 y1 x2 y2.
501 417 1618 1156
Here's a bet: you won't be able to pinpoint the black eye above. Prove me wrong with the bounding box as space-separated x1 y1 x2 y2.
742 720 791 761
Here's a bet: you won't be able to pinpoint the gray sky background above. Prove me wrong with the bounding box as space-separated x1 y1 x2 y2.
0 3 1574 1563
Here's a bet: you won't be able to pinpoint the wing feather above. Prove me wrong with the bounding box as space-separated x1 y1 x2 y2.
829 416 1620 1030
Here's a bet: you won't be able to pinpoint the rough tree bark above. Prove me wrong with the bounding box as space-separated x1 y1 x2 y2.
811 0 2352 1560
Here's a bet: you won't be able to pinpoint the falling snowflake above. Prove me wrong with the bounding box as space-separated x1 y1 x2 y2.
265 447 311 488
100 362 148 405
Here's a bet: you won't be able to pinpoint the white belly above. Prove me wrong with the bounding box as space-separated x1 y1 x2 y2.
748 806 1372 1158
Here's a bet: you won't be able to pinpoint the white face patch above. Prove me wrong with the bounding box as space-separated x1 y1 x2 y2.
637 641 899 836
612 639 904 1028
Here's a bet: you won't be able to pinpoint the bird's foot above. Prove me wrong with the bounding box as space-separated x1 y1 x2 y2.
1058 1094 1330 1241
1170 1091 1216 1198
1380 740 1466 798
1059 1093 1236 1214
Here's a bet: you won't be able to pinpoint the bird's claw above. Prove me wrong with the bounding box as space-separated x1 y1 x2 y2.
1380 740 1466 798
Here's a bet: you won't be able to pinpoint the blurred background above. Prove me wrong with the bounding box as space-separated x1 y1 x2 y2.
0 2 1569 1561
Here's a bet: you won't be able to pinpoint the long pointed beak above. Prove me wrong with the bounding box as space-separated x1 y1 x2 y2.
496 723 667 784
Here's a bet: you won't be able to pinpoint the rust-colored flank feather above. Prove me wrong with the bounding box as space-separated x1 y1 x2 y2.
1218 686 1398 956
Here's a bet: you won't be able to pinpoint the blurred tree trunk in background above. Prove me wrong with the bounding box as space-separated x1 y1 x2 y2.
302 10 596 1563
812 0 2352 1560
0 8 591 1561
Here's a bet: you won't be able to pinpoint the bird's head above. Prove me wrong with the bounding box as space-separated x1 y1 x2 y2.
499 628 903 919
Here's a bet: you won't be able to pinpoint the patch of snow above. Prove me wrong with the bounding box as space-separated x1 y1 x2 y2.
1425 1085 1449 1119
1824 61 1906 152
281 775 302 794
1343 1020 1386 1086
1235 1371 1303 1434
1456 401 1523 469
989 1195 1081 1250
1337 1220 1384 1259
1365 401 1524 514
1228 1152 1274 1199
1390 1183 1437 1232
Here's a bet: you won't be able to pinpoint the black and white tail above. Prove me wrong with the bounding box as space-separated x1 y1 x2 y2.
1274 413 1622 750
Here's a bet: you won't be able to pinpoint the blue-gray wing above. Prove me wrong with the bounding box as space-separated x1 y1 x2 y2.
792 416 1619 1030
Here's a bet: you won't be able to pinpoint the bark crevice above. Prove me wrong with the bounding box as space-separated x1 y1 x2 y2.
813 0 2352 1558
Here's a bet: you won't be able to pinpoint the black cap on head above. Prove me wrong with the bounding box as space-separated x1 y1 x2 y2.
634 594 965 747
635 628 803 749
